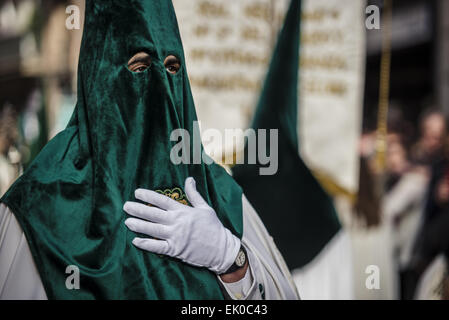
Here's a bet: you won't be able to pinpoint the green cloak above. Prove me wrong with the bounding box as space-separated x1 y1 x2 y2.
1 0 242 299
232 0 341 270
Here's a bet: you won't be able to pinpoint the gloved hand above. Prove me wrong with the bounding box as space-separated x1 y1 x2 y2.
123 177 241 274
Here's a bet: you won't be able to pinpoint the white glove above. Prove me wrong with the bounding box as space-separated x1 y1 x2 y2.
123 177 241 274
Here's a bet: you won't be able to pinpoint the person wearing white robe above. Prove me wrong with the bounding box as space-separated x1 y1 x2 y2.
0 194 299 300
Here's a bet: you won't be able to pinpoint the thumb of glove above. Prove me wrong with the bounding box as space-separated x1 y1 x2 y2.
185 177 208 208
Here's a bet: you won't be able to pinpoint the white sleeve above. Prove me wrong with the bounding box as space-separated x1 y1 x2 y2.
0 203 47 300
218 195 300 300
0 198 299 300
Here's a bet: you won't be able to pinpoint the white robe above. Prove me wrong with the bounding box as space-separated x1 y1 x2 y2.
0 195 299 300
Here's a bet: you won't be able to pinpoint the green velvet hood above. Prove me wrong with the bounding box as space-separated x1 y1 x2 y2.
1 0 243 299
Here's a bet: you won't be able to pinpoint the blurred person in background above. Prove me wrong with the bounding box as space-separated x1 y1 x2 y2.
356 107 432 299
402 121 449 300
354 128 382 228
410 109 447 166
354 106 420 230
0 105 21 196
382 132 429 273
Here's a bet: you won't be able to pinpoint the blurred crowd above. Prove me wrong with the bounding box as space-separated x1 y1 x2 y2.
358 106 449 299
0 105 21 195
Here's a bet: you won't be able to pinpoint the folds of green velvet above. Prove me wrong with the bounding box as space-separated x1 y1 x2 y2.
1 0 242 299
232 0 341 270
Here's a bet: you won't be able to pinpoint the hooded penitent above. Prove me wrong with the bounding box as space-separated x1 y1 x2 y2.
1 0 242 299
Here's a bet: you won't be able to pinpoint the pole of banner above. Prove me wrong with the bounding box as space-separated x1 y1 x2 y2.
375 0 393 175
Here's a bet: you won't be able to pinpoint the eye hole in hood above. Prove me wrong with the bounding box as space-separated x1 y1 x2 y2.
127 52 152 73
164 55 181 74
128 52 181 75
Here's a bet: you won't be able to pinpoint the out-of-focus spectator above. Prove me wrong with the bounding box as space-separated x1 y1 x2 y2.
0 104 21 195
410 109 447 166
355 106 421 230
382 133 430 270
354 129 381 228
402 129 449 299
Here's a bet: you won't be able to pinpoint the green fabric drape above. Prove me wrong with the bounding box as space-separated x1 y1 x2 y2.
1 0 242 299
232 0 341 270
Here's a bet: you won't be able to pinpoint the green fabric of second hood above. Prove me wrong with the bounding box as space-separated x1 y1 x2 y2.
232 0 341 270
1 0 243 299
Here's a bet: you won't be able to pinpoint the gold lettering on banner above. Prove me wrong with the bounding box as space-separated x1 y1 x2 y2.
301 30 343 45
194 25 210 37
300 55 347 71
302 79 347 97
297 5 357 101
197 1 229 17
241 26 265 41
302 8 340 22
190 48 269 66
190 75 262 92
244 3 271 22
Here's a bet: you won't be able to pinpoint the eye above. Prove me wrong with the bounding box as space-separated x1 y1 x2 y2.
128 52 151 73
164 55 181 74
